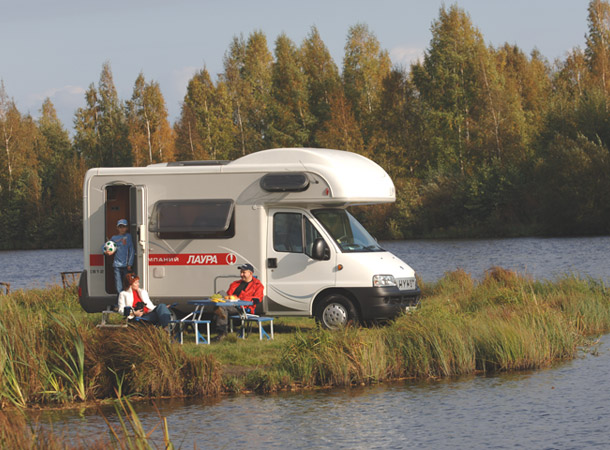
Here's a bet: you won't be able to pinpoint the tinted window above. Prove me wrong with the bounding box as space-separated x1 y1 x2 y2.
261 173 309 192
273 213 303 253
149 199 235 239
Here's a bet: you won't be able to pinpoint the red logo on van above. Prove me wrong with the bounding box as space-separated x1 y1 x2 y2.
148 253 237 266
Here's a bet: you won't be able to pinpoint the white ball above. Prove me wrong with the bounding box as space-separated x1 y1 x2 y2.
104 240 117 255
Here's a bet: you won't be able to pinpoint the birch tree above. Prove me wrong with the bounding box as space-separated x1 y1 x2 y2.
126 73 175 165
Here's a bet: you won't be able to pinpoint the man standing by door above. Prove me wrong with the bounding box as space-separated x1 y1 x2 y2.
104 219 135 296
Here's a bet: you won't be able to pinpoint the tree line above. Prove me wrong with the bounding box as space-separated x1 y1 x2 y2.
2 1 610 250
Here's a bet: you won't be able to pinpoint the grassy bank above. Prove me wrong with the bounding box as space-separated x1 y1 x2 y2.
1 267 609 411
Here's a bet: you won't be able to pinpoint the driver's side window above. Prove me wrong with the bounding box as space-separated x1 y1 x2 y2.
273 213 324 256
273 213 303 253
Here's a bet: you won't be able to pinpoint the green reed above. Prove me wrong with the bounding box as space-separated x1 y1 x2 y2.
281 268 610 384
0 286 221 409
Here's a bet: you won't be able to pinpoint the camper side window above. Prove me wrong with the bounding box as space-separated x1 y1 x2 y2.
149 199 235 239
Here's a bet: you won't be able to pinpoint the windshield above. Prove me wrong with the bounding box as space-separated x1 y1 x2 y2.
312 209 384 253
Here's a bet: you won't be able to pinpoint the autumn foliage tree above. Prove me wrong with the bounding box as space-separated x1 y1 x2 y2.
126 73 175 166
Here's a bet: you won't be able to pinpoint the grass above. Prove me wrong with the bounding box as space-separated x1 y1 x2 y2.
1 268 609 410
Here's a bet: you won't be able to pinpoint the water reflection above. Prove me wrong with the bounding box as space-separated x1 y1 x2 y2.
33 338 610 449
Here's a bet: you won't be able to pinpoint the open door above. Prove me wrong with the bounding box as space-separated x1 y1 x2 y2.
104 185 131 294
130 185 148 290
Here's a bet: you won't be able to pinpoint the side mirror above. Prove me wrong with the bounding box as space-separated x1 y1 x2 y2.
312 238 330 261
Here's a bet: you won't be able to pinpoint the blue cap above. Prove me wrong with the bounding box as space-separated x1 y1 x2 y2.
238 263 254 273
117 219 128 227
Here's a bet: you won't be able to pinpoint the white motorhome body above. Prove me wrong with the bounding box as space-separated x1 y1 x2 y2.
79 148 420 327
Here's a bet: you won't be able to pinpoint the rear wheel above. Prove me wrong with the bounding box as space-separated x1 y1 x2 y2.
167 307 179 334
316 294 359 329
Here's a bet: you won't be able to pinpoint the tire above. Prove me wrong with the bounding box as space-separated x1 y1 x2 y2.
316 294 359 330
167 307 178 334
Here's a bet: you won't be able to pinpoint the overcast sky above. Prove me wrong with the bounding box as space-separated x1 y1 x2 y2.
1 0 592 131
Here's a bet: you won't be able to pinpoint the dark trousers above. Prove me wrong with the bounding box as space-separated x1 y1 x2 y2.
140 303 172 327
213 305 240 333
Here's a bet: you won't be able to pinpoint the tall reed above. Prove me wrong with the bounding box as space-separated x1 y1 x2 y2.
0 286 222 408
281 268 610 384
281 326 389 387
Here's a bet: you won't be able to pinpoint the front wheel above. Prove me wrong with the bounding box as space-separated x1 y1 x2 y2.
315 294 359 330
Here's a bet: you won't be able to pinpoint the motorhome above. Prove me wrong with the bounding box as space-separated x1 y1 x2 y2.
78 147 420 328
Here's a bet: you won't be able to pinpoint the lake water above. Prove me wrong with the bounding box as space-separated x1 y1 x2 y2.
4 237 610 448
0 248 83 291
2 236 610 290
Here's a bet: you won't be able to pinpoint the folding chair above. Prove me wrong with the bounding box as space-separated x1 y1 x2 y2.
230 314 274 340
170 319 211 344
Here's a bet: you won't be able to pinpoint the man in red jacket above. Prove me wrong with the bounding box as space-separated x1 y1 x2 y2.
213 263 264 340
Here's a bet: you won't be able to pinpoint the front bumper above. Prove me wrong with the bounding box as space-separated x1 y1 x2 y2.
349 286 421 321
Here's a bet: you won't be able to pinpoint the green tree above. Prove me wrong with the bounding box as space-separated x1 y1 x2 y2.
50 154 87 247
268 33 312 147
221 35 250 155
35 98 79 245
73 83 101 165
175 68 235 160
369 67 423 178
316 90 363 152
412 5 529 173
342 23 391 143
36 98 72 192
0 82 43 248
74 62 131 167
411 5 484 174
299 26 341 146
534 134 610 235
220 31 274 155
243 30 274 151
126 73 175 166
0 81 36 194
174 99 204 160
585 0 610 101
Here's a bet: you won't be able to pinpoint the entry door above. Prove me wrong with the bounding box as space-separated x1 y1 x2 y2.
266 210 336 314
130 186 148 290
104 185 130 294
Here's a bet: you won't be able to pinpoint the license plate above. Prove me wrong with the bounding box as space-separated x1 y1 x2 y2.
397 277 416 290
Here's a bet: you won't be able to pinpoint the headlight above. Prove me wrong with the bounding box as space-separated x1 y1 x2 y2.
373 274 396 287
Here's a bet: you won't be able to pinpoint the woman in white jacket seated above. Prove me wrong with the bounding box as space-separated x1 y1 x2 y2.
118 273 171 327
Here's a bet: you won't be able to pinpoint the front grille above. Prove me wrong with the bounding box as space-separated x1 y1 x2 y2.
383 294 420 306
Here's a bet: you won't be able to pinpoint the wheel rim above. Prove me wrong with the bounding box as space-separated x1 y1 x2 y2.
322 302 348 329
